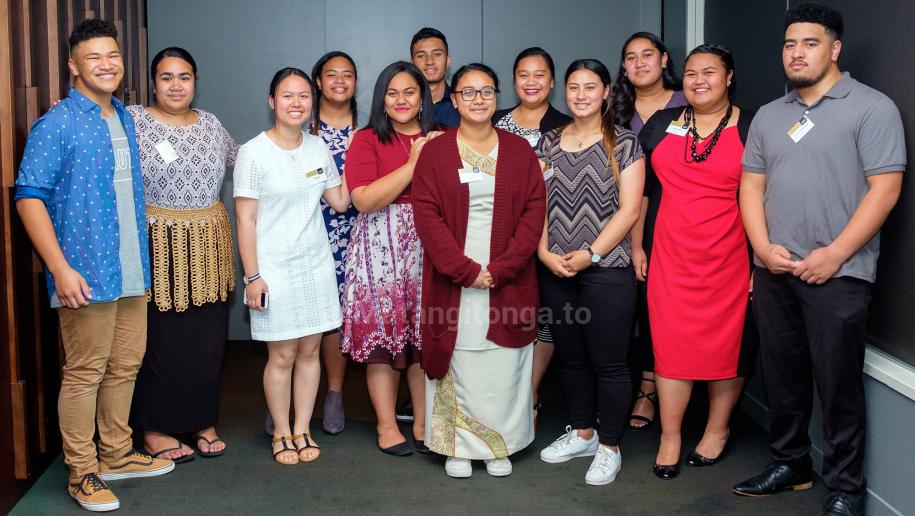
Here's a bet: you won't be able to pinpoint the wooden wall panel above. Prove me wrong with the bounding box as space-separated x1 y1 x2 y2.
0 0 149 492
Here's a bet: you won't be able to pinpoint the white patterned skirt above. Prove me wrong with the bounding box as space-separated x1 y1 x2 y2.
425 345 534 459
340 203 423 363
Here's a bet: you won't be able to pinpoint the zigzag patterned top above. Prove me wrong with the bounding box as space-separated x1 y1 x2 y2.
536 127 643 268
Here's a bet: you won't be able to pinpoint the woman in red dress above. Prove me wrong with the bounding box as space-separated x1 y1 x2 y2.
637 45 755 479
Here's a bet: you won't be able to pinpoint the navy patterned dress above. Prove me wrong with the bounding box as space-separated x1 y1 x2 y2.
318 120 359 301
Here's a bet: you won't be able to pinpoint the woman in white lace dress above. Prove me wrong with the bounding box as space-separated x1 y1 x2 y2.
234 67 350 465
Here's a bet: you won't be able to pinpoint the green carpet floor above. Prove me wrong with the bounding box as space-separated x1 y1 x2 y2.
12 342 827 515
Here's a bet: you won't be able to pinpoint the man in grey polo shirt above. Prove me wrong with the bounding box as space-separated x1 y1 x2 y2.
732 4 905 515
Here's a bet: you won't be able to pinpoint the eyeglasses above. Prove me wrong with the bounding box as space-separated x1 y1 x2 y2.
457 87 497 101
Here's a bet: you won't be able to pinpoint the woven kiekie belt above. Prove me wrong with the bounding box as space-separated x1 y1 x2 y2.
146 201 236 312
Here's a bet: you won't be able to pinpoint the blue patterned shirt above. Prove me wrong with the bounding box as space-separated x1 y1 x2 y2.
15 88 151 305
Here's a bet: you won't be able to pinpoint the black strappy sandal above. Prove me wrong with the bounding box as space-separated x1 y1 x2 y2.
628 377 658 431
293 433 321 463
272 435 299 465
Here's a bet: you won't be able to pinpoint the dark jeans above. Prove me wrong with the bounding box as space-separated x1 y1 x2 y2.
752 267 871 494
539 265 636 446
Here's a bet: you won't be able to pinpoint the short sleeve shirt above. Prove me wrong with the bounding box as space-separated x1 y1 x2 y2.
536 127 644 267
743 73 906 282
15 88 151 305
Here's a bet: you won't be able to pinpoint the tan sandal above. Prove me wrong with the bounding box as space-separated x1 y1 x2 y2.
272 435 299 465
293 433 321 463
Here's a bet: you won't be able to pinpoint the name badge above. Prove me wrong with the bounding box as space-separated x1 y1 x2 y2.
458 166 484 184
305 167 326 185
154 140 179 164
787 113 814 143
543 167 555 181
666 121 689 137
525 134 541 148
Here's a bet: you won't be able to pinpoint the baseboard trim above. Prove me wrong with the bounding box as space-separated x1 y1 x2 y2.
740 385 903 516
864 346 915 402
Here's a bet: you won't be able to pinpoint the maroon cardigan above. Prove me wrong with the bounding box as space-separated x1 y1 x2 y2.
412 128 546 380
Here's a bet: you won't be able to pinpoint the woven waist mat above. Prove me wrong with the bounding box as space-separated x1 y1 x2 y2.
146 201 236 312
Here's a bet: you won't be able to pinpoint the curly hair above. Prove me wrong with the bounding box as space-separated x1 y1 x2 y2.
785 3 843 39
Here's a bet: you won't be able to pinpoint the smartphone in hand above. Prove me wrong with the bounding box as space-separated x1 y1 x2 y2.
261 291 269 310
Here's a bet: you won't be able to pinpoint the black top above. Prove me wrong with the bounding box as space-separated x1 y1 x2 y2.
492 104 571 134
638 105 754 259
433 83 461 128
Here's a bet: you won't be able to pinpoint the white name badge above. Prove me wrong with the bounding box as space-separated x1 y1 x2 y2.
305 167 326 185
154 140 179 164
666 121 689 136
458 166 484 184
788 114 814 143
543 167 555 181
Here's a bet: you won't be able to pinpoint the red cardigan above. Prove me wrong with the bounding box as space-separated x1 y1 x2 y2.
412 128 546 379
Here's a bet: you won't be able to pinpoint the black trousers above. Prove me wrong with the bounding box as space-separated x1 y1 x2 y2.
752 267 871 494
628 281 654 373
539 265 636 446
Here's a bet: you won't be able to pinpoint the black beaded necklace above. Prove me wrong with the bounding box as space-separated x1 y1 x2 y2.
683 103 732 163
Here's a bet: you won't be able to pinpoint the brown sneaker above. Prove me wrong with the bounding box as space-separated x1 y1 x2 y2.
98 448 175 481
68 473 120 512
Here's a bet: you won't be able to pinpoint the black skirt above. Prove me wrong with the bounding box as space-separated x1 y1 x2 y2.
129 294 229 434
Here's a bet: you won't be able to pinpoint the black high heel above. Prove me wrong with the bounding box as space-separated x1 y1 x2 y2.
628 377 657 430
652 461 680 480
685 446 727 467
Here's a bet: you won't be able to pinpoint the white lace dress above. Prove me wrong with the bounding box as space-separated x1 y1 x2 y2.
233 131 342 341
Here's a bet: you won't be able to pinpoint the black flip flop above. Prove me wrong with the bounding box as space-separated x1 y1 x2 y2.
194 435 226 458
146 438 195 463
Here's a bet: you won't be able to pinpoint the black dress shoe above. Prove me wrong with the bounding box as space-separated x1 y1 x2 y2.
413 437 431 455
652 462 680 479
822 491 865 516
685 446 726 467
378 441 413 457
732 462 813 496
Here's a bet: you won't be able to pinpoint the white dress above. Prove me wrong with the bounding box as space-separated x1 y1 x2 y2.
233 131 343 341
425 145 534 460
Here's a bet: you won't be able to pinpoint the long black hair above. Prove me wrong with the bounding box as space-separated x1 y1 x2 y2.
563 59 620 185
364 61 437 144
612 32 681 129
310 51 358 135
685 44 736 98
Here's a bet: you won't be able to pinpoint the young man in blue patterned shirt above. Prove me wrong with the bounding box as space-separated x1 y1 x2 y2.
15 18 173 512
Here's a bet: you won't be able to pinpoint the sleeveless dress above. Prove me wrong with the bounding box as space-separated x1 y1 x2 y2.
647 126 749 379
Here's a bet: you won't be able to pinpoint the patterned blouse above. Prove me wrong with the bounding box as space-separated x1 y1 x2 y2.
126 106 238 209
535 127 643 267
317 120 359 296
494 111 541 147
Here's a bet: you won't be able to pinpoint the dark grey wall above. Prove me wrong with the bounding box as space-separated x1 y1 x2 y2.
146 0 662 340
661 0 687 71
708 2 915 514
704 0 786 111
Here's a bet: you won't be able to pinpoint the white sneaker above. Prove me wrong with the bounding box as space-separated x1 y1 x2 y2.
484 457 512 477
540 425 599 463
445 457 472 478
585 445 621 486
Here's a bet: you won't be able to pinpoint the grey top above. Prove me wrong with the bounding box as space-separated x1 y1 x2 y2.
742 72 906 282
108 115 145 300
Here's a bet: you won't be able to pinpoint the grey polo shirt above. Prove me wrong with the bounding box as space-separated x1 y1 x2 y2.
742 72 906 282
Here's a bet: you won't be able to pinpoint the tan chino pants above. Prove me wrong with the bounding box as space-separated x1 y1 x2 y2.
57 296 147 482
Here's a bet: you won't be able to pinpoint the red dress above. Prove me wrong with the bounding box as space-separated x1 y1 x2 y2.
647 127 749 380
